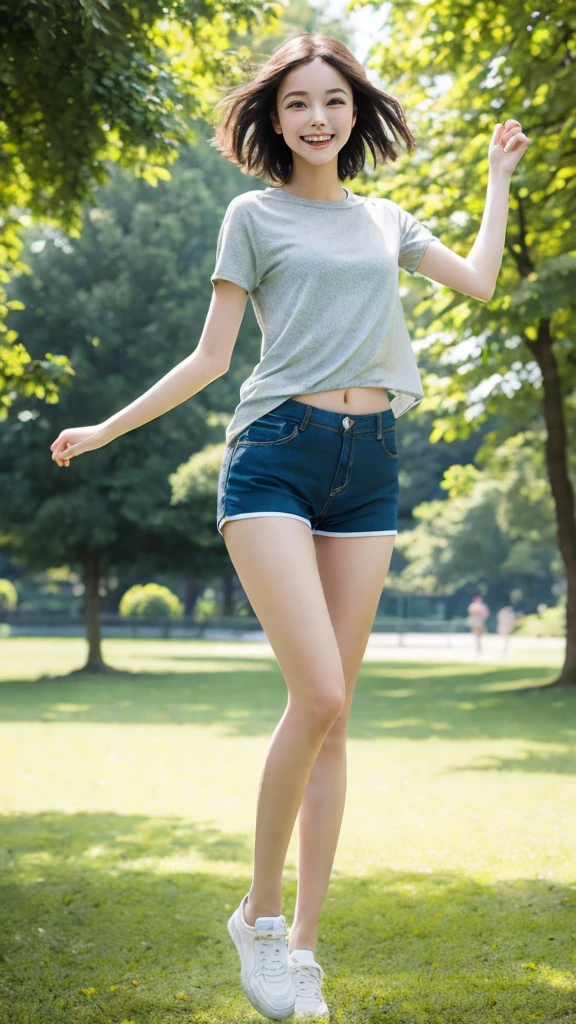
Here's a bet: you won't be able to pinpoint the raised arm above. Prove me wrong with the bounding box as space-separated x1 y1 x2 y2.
415 119 531 301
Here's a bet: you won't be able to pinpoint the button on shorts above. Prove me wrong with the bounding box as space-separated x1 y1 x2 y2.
216 397 399 538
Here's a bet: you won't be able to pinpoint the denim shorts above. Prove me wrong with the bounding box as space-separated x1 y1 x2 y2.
216 397 399 538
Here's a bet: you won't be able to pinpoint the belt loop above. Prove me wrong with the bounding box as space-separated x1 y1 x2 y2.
298 404 312 432
376 411 382 440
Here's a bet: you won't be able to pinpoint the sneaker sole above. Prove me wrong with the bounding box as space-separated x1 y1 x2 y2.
294 1008 330 1020
294 1014 330 1021
227 909 295 1021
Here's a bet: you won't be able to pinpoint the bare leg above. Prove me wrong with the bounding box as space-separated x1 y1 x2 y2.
288 731 347 952
221 516 347 925
289 533 396 953
244 703 346 924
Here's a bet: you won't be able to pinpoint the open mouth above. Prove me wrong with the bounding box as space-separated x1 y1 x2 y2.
301 135 334 148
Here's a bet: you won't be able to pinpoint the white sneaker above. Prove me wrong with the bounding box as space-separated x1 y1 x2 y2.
227 892 296 1020
289 949 330 1019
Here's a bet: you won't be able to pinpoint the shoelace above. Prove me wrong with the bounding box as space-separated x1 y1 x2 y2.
293 962 324 1000
254 928 288 980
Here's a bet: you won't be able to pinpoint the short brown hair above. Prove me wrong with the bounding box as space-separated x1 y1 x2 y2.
209 33 418 184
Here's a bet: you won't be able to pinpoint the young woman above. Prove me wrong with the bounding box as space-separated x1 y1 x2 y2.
50 32 530 1023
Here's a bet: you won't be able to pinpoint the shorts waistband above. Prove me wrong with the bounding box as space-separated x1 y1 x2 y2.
274 397 396 436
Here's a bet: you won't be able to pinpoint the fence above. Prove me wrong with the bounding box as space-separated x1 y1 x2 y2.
2 612 473 639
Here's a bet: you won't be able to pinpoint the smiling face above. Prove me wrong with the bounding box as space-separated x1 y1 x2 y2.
270 56 357 170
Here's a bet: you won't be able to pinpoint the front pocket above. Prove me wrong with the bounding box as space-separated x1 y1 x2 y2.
218 441 237 495
236 418 300 447
380 427 398 459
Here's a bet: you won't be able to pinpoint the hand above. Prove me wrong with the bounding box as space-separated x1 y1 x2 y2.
50 423 113 467
489 119 531 176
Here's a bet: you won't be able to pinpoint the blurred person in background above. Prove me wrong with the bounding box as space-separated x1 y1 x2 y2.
467 595 490 654
496 603 517 657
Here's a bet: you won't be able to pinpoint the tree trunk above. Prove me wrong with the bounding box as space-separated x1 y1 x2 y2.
82 548 107 672
183 573 200 616
528 321 576 686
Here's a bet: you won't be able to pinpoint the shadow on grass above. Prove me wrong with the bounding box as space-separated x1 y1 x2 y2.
0 650 575 774
1 810 575 1023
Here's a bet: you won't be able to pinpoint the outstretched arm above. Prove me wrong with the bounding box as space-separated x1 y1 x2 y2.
50 280 247 466
415 119 531 301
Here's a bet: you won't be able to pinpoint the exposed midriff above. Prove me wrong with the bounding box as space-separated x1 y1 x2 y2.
291 386 392 414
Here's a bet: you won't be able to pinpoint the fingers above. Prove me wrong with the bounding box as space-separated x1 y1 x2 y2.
51 443 75 467
504 124 520 141
493 119 531 154
505 132 530 152
501 119 529 150
50 437 70 462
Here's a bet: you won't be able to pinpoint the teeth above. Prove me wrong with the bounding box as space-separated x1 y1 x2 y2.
302 135 332 142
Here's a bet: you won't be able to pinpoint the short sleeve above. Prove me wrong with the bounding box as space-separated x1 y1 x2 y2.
211 198 260 294
396 204 440 275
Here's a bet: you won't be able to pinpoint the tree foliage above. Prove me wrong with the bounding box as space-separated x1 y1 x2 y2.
357 0 575 444
0 0 277 416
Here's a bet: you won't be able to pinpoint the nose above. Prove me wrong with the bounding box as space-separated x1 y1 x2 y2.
309 106 328 126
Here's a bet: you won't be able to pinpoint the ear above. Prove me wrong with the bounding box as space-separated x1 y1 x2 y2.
269 110 282 134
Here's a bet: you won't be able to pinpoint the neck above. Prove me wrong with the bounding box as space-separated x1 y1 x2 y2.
280 162 347 202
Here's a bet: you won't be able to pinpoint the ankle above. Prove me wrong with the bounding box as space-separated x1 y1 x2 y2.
243 894 282 927
288 930 318 956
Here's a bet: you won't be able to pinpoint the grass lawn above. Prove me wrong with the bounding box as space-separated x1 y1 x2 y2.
0 636 575 1024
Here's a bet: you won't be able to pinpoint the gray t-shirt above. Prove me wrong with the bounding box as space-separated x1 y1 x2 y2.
211 185 439 446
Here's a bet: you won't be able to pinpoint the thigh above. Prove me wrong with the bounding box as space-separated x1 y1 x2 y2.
221 516 346 708
313 533 396 713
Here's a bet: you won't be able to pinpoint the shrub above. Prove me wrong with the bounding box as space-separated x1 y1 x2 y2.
194 586 219 621
0 579 18 616
514 596 566 637
119 583 184 619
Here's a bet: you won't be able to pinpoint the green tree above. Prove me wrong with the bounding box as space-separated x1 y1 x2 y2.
391 432 564 611
168 440 243 615
0 148 254 671
359 0 576 684
0 0 271 416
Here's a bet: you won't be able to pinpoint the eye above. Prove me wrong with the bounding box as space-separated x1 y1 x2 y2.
287 99 345 108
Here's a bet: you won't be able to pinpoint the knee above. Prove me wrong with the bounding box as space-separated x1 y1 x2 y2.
323 705 350 745
306 687 347 732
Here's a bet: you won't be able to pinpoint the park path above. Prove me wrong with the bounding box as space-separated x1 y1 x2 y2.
231 630 564 665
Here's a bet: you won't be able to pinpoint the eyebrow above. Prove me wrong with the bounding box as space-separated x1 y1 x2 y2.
282 88 348 101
